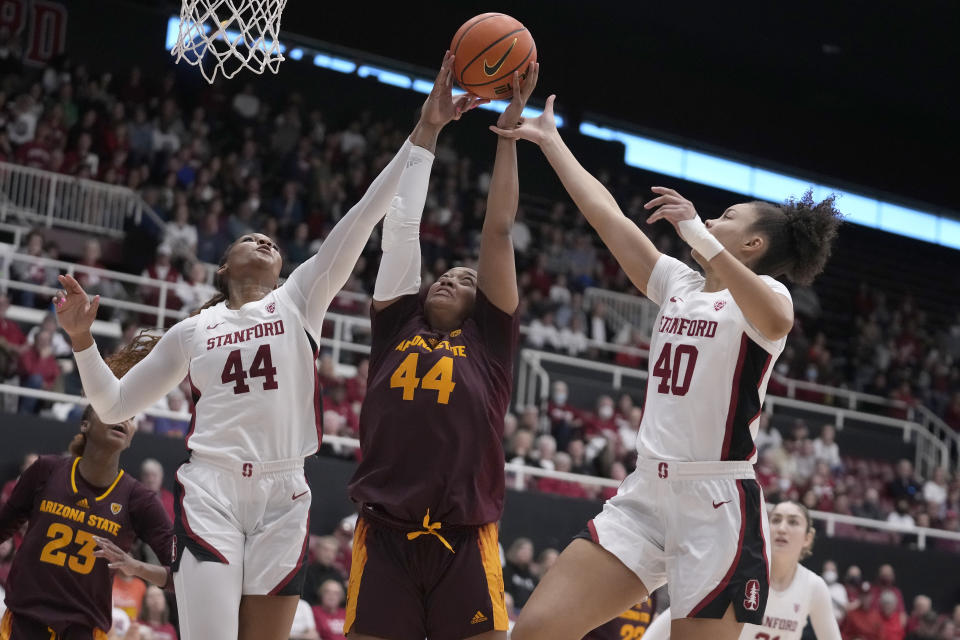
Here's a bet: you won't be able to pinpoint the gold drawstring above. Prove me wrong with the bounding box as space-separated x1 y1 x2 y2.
406 509 455 553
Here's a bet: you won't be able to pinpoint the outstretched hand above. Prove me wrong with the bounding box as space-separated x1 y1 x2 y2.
420 51 489 129
54 274 99 339
496 61 540 130
644 186 698 238
489 94 557 146
92 535 138 575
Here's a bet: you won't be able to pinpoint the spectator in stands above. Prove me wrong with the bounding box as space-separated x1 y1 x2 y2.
176 261 215 313
151 388 189 438
923 467 949 510
75 238 124 308
164 202 198 262
821 560 847 623
290 598 320 640
26 311 71 358
534 548 559 579
195 209 229 264
138 585 177 640
879 590 907 640
889 459 923 503
813 423 842 471
906 596 933 638
934 511 960 554
17 328 60 413
503 537 538 609
318 412 354 461
537 452 589 499
584 395 617 440
855 487 886 521
325 384 358 436
558 313 589 357
303 536 346 607
344 358 367 407
527 311 561 351
311 579 346 640
506 429 535 469
870 565 906 623
112 573 147 621
842 584 884 640
0 293 26 382
11 229 58 308
139 244 182 324
533 434 558 472
547 380 581 450
139 458 174 523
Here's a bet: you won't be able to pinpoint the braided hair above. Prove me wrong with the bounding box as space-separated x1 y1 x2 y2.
749 190 843 286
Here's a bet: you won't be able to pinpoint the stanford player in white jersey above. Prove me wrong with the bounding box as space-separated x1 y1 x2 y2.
491 99 841 640
53 55 485 640
644 501 842 640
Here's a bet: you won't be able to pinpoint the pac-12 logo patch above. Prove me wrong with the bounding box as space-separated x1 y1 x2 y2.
266 302 276 313
714 300 727 311
110 502 122 515
744 579 761 611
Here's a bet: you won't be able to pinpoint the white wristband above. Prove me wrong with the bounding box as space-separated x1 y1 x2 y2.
677 216 724 261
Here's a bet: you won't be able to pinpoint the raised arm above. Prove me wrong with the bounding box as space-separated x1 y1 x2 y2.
490 96 662 296
55 274 190 424
371 52 488 312
478 65 539 314
644 187 794 340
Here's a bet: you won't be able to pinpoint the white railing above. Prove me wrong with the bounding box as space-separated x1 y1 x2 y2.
0 162 165 237
517 348 952 475
5 384 957 551
584 287 659 336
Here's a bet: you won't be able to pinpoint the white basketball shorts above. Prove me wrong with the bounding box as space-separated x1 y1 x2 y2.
172 452 311 595
583 459 770 624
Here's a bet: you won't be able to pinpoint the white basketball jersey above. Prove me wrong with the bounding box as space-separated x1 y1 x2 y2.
740 566 822 640
638 255 790 463
185 287 321 461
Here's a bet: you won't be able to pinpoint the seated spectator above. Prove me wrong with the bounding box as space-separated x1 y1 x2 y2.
879 590 907 640
139 244 183 326
17 329 61 413
842 584 884 640
533 548 559 579
312 579 347 640
854 487 886 521
0 293 26 384
923 467 949 510
533 434 557 472
934 511 960 554
869 565 906 622
290 599 320 640
889 459 923 503
317 353 341 390
196 209 230 264
583 395 617 440
344 358 367 407
325 384 358 436
138 585 177 640
75 238 123 306
176 261 216 313
318 411 355 461
821 560 847 623
813 423 842 470
558 314 589 357
503 538 537 609
303 536 347 607
26 312 71 358
600 461 627 501
286 221 314 267
887 499 916 529
11 229 58 308
906 595 933 638
547 380 581 450
152 389 190 438
112 574 147 621
527 312 561 351
537 452 589 499
139 458 175 523
164 202 198 262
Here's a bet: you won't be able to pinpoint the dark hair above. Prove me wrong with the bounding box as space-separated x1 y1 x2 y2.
190 242 233 316
748 190 842 286
71 331 161 456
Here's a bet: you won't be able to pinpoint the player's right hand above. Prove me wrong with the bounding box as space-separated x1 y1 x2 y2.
421 51 488 129
53 274 99 338
489 94 557 146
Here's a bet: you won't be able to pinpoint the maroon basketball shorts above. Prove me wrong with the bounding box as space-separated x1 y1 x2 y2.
344 509 508 640
0 611 108 640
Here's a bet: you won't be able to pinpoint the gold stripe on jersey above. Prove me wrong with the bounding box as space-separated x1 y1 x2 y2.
343 519 369 634
70 457 124 502
0 610 11 640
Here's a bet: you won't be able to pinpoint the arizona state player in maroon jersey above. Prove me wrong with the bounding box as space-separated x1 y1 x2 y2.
584 599 656 640
0 336 173 639
344 63 538 640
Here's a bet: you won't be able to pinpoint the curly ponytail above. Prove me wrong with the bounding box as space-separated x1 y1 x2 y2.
749 190 843 286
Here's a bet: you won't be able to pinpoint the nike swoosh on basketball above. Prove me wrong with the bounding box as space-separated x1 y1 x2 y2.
712 499 732 509
483 37 518 76
292 490 309 500
206 322 224 330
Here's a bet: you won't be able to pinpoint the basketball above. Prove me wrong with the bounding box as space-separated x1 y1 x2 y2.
450 13 537 100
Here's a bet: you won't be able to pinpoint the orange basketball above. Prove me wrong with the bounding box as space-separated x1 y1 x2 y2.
450 13 537 100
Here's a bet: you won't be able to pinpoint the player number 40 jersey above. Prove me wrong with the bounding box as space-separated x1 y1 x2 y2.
638 255 792 463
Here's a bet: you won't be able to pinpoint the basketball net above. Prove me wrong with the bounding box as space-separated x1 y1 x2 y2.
171 0 288 84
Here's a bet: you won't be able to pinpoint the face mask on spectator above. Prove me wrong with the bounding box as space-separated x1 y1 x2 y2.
846 574 862 586
599 406 613 420
823 570 838 584
553 393 567 405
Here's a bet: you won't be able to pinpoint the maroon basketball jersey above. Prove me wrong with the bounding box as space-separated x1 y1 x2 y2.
348 290 519 526
0 455 173 633
583 599 655 640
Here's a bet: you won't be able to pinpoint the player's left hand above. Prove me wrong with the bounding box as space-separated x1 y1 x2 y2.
644 186 698 237
496 61 540 130
421 51 489 128
92 535 138 575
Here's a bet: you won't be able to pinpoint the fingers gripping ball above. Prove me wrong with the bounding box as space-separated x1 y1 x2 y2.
450 13 537 100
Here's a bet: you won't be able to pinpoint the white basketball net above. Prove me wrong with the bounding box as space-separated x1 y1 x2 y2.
171 0 288 84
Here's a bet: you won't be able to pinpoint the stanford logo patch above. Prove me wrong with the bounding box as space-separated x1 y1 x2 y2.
657 462 668 479
714 300 727 311
266 302 276 314
110 502 122 515
744 579 761 611
794 603 800 613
